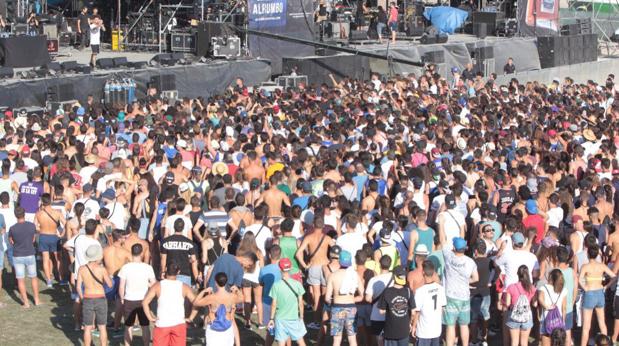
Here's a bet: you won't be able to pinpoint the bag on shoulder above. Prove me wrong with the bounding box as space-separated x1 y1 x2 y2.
543 287 566 334
509 287 531 323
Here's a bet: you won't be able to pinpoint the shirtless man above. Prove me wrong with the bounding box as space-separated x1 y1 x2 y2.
406 244 438 292
361 180 379 213
123 218 150 264
190 272 243 346
323 160 343 183
243 150 265 184
103 230 131 330
257 175 290 219
35 193 66 287
325 250 363 346
295 217 333 328
77 244 112 346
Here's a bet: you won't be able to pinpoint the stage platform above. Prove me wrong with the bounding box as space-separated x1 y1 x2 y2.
0 46 271 108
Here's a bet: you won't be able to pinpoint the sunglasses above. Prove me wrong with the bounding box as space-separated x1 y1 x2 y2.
483 228 494 233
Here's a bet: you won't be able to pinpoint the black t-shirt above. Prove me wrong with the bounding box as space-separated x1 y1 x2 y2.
78 13 90 31
160 234 195 276
377 286 415 340
504 63 516 74
471 257 492 296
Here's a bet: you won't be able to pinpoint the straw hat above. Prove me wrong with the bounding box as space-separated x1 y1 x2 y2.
85 154 97 164
583 128 596 142
212 162 228 176
84 244 103 262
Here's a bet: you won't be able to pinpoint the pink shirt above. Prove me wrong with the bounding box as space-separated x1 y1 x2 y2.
389 7 398 23
504 282 536 308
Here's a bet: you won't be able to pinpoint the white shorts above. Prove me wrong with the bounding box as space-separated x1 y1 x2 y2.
205 324 234 346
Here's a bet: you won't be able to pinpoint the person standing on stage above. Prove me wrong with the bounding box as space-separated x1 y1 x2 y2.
77 7 90 51
89 15 105 68
388 2 398 43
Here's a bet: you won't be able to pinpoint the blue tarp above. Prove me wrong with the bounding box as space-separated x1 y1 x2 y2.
423 6 469 34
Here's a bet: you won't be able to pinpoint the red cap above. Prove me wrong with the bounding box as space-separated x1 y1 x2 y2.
22 145 30 154
548 130 557 137
278 258 292 271
572 215 583 224
273 105 280 113
8 150 17 156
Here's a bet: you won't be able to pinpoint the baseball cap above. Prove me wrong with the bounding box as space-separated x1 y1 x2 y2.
572 215 583 224
393 265 407 286
329 245 342 258
453 237 467 251
82 183 93 192
525 199 538 214
302 181 312 193
101 188 115 200
414 244 429 256
165 171 175 184
279 258 292 271
339 250 352 268
445 194 456 209
512 232 525 245
380 229 392 242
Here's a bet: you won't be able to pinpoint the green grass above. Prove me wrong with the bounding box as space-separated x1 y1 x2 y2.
0 267 314 345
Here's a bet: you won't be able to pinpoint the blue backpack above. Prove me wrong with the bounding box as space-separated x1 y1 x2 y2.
210 304 232 332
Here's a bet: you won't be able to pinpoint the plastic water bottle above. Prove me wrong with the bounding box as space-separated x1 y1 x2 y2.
268 324 275 336
104 82 111 105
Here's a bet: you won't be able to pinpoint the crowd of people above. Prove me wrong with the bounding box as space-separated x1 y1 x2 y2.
0 69 619 346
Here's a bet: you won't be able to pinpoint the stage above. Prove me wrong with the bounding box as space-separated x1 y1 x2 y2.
0 47 272 107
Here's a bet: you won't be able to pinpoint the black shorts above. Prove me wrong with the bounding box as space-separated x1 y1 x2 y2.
370 320 385 336
91 44 100 54
124 300 149 326
614 296 619 318
242 279 258 289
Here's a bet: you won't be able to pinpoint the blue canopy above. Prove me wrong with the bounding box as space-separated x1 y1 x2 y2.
423 6 469 34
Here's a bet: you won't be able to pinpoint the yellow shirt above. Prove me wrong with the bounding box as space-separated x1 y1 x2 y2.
266 162 285 180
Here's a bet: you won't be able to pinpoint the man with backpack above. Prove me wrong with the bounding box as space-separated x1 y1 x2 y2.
267 258 307 346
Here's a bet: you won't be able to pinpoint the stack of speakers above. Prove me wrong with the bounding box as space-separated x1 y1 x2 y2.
537 33 597 69
472 11 505 38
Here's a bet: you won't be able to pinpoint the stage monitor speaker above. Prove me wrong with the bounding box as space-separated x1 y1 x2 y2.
61 60 79 72
473 23 488 39
113 57 128 67
420 33 436 44
44 61 61 73
195 21 232 57
475 46 494 60
349 30 367 41
423 50 445 64
129 61 148 69
96 58 114 69
150 53 175 66
436 35 448 43
0 66 13 79
150 74 176 92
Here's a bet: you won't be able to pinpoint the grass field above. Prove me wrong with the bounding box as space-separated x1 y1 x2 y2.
0 267 293 346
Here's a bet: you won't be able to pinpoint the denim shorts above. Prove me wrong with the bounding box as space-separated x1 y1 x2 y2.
471 295 491 321
417 338 441 346
564 311 574 330
13 255 37 279
38 234 60 253
582 289 605 310
177 274 192 287
505 313 533 330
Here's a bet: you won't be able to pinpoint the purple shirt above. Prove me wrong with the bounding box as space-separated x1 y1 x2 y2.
19 181 43 213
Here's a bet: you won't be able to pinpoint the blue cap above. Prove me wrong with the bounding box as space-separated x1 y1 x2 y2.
339 250 352 268
512 232 525 245
451 67 460 73
76 107 85 116
525 199 538 214
101 188 115 200
453 237 467 251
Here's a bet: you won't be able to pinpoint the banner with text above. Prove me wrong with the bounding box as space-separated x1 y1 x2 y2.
517 0 560 36
248 0 314 74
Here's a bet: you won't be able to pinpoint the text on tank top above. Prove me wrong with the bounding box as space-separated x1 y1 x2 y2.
156 279 185 328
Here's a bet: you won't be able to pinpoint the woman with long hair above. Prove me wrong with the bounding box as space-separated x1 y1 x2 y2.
236 230 264 329
538 269 567 346
579 245 616 346
504 265 537 346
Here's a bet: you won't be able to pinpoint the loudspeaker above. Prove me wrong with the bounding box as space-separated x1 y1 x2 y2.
96 58 114 69
61 60 79 72
150 53 175 66
420 33 436 44
195 21 232 57
44 61 61 72
407 16 425 36
149 74 176 92
423 50 445 64
0 66 13 79
129 61 148 69
113 57 128 67
349 30 367 41
474 23 488 39
46 83 75 102
537 36 565 68
475 46 494 60
436 35 448 43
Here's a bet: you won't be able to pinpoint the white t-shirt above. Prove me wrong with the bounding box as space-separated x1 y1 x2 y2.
164 214 192 238
118 262 156 301
442 249 477 300
89 23 101 45
414 282 447 339
105 201 127 230
547 207 564 228
366 273 394 321
336 232 366 258
79 166 98 186
439 210 465 250
243 224 272 257
494 249 539 288
72 197 100 221
66 234 100 273
96 172 122 192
